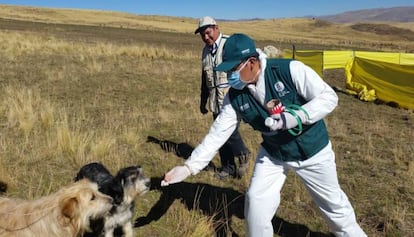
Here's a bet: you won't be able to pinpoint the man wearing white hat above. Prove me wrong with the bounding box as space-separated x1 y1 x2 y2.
195 16 251 179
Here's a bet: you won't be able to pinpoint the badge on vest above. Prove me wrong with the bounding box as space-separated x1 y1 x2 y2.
274 81 290 97
239 103 250 112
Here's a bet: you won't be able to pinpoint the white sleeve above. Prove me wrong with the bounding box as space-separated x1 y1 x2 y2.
184 95 238 175
289 60 338 124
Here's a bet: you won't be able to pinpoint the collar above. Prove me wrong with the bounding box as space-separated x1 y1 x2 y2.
210 33 223 55
247 49 267 105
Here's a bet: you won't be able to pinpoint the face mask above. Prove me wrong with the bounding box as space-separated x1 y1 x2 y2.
227 61 248 90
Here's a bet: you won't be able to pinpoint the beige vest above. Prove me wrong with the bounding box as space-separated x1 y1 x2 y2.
201 35 230 114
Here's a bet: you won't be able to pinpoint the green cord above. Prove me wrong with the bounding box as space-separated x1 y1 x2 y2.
286 104 310 121
284 104 309 136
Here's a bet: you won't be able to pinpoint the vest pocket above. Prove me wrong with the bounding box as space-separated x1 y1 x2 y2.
295 122 329 158
217 71 228 86
203 67 214 88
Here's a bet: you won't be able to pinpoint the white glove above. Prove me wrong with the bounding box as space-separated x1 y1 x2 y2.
161 165 191 186
265 111 304 131
265 116 282 131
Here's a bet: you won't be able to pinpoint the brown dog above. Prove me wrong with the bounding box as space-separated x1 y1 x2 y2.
0 179 113 237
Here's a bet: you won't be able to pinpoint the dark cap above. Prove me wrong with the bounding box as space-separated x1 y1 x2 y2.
214 33 257 72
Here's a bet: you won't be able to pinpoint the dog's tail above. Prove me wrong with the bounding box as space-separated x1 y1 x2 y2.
0 181 7 195
146 136 161 144
147 136 179 153
146 136 216 171
147 136 194 158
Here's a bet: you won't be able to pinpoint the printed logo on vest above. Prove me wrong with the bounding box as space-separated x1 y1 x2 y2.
240 103 250 112
274 81 290 97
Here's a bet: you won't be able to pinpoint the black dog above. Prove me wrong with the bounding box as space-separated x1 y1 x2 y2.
74 162 150 237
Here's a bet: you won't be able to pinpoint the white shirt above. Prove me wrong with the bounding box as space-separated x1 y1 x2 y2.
210 33 223 58
185 50 338 174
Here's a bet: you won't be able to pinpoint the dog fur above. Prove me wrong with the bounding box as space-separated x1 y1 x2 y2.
74 162 150 237
0 179 113 237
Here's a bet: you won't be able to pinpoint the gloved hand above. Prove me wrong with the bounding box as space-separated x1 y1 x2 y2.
200 105 208 115
265 111 301 131
161 165 191 186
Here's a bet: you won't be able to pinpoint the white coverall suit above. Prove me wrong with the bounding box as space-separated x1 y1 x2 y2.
184 50 367 237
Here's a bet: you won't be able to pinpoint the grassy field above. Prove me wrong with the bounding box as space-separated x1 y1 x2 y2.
0 5 413 237
1 4 414 52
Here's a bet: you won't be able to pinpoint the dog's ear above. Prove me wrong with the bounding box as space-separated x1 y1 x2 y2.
59 196 85 234
59 197 79 224
74 173 83 182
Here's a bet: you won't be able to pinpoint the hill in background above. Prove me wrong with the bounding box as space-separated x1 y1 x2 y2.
0 4 413 52
319 6 414 23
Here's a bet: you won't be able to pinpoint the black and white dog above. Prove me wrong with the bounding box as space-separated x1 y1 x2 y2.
74 162 150 237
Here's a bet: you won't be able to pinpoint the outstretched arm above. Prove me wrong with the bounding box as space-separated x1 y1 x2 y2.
162 95 238 185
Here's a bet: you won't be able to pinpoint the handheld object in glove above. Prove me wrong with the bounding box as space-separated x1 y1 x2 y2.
266 99 284 117
264 100 309 136
265 111 302 131
161 165 191 186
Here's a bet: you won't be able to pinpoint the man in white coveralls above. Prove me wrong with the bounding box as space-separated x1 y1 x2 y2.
162 33 367 237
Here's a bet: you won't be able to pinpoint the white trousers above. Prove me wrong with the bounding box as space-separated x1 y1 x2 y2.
245 142 367 237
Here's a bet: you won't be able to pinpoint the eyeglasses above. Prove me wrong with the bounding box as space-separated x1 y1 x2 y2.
229 60 248 73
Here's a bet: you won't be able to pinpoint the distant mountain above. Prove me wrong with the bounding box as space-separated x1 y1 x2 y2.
318 6 414 23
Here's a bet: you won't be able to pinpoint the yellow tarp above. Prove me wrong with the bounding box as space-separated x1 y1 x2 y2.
284 50 414 69
323 51 354 69
275 49 414 109
284 50 414 109
400 53 414 65
346 57 414 109
355 51 401 64
293 50 324 77
282 49 293 59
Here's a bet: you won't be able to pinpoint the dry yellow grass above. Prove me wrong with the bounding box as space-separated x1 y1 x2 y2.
1 4 414 52
0 5 413 237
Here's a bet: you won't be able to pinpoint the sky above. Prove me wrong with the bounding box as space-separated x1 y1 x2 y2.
1 0 413 20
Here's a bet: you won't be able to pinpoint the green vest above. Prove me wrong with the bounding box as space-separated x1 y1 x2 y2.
229 59 329 161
